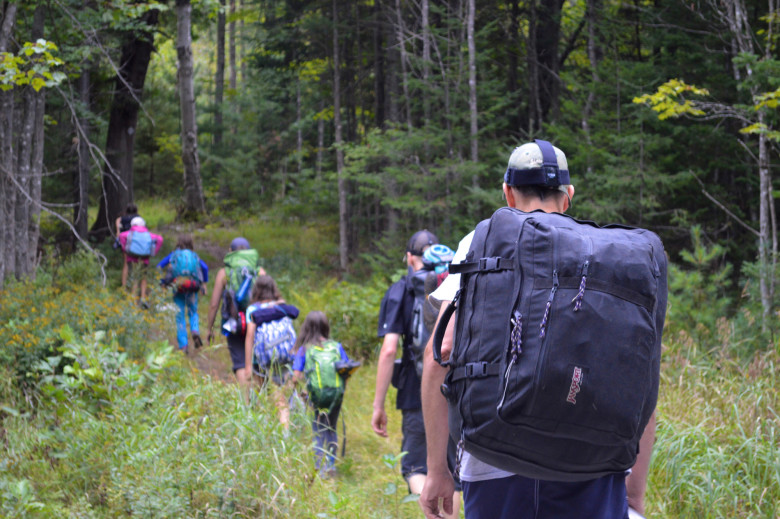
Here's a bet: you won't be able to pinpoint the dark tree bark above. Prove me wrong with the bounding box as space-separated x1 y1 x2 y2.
91 7 159 237
534 0 564 124
0 1 17 286
507 0 521 134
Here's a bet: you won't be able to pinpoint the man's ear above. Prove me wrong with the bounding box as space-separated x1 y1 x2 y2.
503 183 516 208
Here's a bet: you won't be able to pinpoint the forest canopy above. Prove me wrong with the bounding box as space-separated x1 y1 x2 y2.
0 0 778 323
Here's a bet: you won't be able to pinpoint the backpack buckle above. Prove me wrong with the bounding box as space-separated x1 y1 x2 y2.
479 257 499 272
465 362 489 378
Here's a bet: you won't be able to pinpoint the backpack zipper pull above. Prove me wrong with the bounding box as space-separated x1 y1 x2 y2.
540 270 558 338
571 260 589 312
498 310 523 410
454 431 465 477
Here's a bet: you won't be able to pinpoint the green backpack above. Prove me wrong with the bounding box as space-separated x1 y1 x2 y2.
223 248 260 313
304 340 345 413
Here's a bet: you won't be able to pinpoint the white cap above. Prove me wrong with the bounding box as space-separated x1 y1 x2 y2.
130 216 146 227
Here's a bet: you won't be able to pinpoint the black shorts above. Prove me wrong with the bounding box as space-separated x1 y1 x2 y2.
400 408 461 491
227 333 246 372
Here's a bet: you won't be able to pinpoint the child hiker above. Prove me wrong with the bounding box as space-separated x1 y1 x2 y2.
291 311 359 476
244 275 299 427
157 234 209 354
119 217 163 308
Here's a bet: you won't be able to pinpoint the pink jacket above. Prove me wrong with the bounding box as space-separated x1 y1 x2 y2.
119 225 164 264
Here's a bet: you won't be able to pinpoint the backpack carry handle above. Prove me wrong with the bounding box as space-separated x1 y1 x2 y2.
432 291 459 366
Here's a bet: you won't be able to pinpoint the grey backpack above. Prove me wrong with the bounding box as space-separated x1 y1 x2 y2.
433 207 667 481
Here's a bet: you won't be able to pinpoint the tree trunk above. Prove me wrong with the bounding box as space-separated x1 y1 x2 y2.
373 0 385 129
15 83 36 279
229 0 237 91
333 0 348 272
422 0 431 130
581 0 602 176
91 7 159 237
74 66 91 241
296 78 302 175
0 1 17 287
394 0 412 131
316 100 324 180
507 0 520 135
467 0 478 163
535 0 563 122
215 0 226 157
27 6 45 271
176 0 206 217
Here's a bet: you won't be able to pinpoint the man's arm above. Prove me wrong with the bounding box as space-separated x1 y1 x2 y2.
206 268 227 346
420 301 456 519
371 333 399 437
626 411 656 515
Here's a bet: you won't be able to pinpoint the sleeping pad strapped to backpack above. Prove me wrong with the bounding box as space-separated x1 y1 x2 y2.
433 207 668 482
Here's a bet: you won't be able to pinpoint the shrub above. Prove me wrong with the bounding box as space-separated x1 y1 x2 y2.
0 251 168 388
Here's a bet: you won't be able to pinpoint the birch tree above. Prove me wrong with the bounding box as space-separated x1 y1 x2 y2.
333 0 348 271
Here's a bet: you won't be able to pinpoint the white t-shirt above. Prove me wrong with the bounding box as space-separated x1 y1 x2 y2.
431 231 514 483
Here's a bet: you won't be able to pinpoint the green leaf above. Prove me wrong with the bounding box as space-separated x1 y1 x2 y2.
383 482 397 495
401 493 420 504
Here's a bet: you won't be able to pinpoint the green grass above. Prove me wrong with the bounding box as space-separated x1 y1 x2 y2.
4 201 780 518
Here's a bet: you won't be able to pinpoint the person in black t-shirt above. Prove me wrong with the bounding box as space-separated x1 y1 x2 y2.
371 229 461 518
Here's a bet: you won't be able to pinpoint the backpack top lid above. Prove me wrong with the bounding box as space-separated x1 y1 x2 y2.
224 248 259 270
504 139 570 191
171 249 200 278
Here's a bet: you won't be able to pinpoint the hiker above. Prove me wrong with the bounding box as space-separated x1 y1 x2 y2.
205 237 266 383
244 274 298 427
419 140 662 519
115 203 140 288
156 234 209 353
371 230 461 518
291 311 357 476
118 216 163 308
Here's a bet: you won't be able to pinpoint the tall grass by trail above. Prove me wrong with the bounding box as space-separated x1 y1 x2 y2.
648 331 780 518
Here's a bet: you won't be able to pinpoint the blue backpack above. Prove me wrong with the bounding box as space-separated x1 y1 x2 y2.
171 249 200 280
126 231 154 257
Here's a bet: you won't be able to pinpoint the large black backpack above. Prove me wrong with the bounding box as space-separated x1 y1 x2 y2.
433 207 667 482
408 268 432 379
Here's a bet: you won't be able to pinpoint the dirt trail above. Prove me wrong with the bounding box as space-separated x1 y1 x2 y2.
158 224 236 383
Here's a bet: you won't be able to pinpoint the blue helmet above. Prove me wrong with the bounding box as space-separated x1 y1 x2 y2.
423 244 455 274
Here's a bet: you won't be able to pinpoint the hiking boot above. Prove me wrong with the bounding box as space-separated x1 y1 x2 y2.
140 300 150 310
192 333 203 349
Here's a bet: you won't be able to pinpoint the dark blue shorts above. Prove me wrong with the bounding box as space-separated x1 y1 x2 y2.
462 473 628 519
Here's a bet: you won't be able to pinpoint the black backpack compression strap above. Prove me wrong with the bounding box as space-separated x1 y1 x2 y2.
451 362 501 382
449 257 514 275
504 139 570 187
